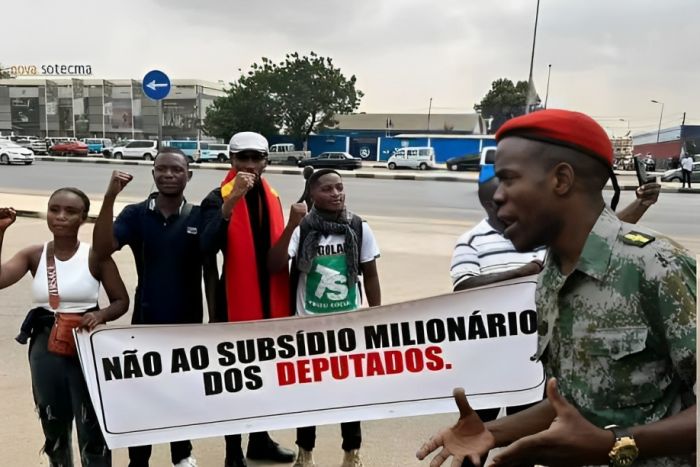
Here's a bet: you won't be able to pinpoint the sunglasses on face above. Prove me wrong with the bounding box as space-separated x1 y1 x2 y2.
233 151 267 162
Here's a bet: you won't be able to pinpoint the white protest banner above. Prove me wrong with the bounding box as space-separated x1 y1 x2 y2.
76 277 544 449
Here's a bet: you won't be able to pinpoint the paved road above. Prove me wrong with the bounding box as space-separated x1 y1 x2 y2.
1 160 699 244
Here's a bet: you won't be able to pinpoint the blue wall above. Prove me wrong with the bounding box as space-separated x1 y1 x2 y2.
308 135 347 155
432 139 482 161
305 133 497 163
378 138 404 161
377 137 496 162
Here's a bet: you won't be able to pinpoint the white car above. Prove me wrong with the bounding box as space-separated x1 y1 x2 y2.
30 139 48 154
0 141 35 165
111 140 159 160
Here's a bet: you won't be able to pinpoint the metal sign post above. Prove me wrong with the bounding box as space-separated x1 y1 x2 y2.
142 70 171 146
158 100 163 147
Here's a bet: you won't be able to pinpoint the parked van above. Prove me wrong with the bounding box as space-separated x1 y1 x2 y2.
208 143 229 162
163 140 212 162
387 147 436 170
268 143 310 165
84 138 113 154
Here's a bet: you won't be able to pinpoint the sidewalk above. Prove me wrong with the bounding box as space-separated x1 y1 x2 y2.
32 156 700 193
4 192 132 221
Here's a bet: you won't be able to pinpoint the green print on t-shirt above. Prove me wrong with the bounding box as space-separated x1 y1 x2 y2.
305 255 356 313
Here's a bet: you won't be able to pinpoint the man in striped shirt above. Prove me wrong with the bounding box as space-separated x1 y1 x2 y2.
451 165 661 292
451 165 544 292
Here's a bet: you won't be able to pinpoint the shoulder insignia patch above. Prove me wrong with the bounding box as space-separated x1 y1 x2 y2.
622 231 655 247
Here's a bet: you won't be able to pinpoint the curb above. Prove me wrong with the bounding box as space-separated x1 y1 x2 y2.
32 156 471 182
28 156 700 193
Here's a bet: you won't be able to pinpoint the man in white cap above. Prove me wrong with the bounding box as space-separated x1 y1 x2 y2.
200 132 306 467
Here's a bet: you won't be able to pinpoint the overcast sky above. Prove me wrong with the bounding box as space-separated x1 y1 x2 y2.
4 0 697 135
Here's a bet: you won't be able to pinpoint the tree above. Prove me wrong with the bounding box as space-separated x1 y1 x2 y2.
274 52 363 143
204 52 363 144
203 66 280 142
474 78 539 133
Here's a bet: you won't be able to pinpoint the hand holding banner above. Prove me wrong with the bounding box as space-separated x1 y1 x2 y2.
76 278 545 449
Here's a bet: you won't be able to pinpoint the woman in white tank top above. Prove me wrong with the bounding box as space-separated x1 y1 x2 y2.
0 187 129 467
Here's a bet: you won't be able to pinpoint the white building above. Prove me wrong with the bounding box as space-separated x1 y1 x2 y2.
0 78 225 140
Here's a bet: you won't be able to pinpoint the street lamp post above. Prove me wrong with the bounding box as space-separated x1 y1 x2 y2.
427 97 433 132
526 0 541 114
650 99 664 143
544 64 552 109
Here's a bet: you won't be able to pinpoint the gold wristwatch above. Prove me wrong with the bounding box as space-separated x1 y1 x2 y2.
605 424 638 467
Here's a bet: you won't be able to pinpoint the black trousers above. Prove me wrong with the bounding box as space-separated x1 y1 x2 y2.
296 422 362 452
225 432 274 459
29 326 111 467
128 440 192 466
682 169 692 188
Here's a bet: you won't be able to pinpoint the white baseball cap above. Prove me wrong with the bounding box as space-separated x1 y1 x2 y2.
228 132 269 153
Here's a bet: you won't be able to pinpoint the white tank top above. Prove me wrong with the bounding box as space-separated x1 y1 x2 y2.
32 242 100 313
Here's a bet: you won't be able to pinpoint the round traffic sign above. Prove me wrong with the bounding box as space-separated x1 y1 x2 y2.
142 70 171 101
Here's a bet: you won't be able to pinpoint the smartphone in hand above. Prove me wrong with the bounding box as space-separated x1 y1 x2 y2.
633 156 657 185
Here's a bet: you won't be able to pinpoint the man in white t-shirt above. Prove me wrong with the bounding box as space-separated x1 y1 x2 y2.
268 168 381 467
288 213 380 315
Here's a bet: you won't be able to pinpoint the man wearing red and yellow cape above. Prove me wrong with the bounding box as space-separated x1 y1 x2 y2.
200 132 307 467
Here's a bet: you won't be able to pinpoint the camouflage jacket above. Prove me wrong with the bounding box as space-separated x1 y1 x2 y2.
535 207 696 467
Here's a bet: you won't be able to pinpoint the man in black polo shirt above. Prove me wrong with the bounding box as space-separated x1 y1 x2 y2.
93 148 202 467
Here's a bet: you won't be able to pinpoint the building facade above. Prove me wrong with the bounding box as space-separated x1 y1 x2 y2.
632 125 700 168
611 136 633 159
0 78 226 141
302 112 488 161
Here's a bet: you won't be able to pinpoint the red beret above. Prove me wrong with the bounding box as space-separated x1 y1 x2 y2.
495 109 613 167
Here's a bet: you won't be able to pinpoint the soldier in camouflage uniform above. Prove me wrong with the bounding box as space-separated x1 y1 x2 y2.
417 109 696 467
533 207 696 467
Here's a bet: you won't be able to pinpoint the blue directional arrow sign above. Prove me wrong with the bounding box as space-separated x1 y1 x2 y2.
142 69 171 100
